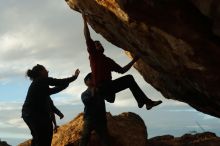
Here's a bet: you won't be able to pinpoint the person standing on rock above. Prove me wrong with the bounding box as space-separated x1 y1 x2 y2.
82 14 162 110
80 73 110 146
22 64 80 146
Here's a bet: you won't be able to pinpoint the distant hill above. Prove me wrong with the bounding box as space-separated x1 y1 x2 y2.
0 140 10 146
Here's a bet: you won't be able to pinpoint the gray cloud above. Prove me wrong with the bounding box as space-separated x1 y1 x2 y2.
0 0 197 115
0 0 119 81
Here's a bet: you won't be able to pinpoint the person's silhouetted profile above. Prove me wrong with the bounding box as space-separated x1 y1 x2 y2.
82 14 162 110
22 64 80 146
80 73 110 146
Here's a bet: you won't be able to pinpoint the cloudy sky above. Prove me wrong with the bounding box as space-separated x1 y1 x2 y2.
1 0 220 145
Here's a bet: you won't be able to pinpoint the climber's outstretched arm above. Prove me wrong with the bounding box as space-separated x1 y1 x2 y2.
120 56 140 74
82 14 91 42
82 14 96 54
111 56 140 74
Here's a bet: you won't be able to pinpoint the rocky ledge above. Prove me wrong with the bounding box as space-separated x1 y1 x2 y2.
148 132 220 146
19 112 147 146
0 140 10 146
19 112 220 146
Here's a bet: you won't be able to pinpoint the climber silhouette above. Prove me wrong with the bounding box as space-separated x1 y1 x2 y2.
22 64 80 146
82 14 162 110
80 73 110 146
49 97 64 133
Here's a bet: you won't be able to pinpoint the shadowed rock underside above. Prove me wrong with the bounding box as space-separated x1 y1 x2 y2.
66 0 220 118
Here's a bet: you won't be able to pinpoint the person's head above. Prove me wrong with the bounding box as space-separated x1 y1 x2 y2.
94 40 104 53
84 73 93 87
26 64 48 80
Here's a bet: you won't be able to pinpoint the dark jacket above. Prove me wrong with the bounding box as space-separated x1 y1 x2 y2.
87 38 123 86
81 88 106 122
22 76 75 118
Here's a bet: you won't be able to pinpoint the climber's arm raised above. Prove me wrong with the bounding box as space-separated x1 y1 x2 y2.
82 14 96 54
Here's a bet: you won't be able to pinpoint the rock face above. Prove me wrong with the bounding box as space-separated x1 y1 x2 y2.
19 112 147 146
66 0 220 118
148 132 220 146
19 112 220 146
191 0 220 36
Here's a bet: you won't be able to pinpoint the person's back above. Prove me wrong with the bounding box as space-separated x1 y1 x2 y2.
22 77 51 118
87 39 114 86
81 88 106 122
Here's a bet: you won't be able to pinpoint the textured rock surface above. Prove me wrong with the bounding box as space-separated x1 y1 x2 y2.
191 0 220 36
19 113 220 146
19 112 147 146
147 132 220 146
66 0 220 118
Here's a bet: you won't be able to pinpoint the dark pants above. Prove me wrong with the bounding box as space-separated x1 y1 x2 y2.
100 75 153 106
79 119 110 146
23 116 53 146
